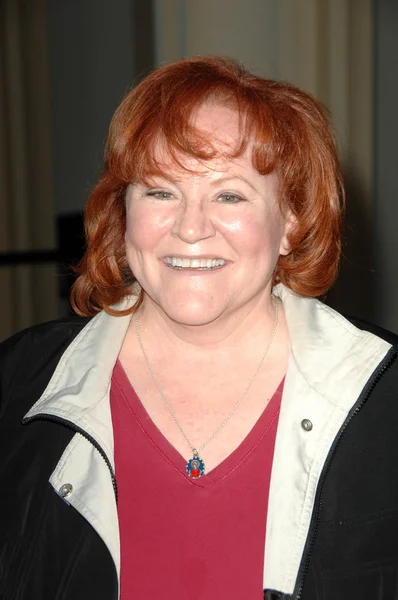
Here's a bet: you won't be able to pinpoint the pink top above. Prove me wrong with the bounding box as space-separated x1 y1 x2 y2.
111 360 283 599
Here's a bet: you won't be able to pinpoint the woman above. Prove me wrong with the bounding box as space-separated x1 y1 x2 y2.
1 56 397 600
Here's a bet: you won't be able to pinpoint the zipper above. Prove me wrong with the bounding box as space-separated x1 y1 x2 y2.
22 413 118 502
292 346 397 599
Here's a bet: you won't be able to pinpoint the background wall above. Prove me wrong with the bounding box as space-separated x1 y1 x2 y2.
374 0 398 331
0 0 58 339
47 0 135 216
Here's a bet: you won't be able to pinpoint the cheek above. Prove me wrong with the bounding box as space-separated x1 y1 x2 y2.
221 212 282 255
125 204 170 251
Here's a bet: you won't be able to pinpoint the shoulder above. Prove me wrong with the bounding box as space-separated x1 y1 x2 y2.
0 317 91 362
346 317 398 401
347 316 398 348
0 317 91 414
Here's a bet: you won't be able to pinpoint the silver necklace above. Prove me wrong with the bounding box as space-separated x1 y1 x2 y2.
135 299 279 479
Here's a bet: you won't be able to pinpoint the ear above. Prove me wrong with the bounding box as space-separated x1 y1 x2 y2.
279 210 297 256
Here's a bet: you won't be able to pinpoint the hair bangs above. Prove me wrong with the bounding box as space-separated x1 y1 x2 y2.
106 78 262 185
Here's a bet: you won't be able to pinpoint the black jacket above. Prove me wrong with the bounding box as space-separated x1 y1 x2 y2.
1 291 398 600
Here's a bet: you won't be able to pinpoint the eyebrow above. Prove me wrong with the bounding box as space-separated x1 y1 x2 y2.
143 174 180 186
142 173 260 194
209 175 259 193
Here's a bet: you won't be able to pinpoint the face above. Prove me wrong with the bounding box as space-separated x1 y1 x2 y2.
125 103 293 327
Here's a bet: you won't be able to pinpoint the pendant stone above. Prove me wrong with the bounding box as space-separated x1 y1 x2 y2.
186 449 205 478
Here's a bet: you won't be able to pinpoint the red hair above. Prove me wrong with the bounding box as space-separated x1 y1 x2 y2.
71 56 344 316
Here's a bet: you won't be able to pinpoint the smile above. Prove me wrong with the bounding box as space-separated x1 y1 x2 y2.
165 257 226 269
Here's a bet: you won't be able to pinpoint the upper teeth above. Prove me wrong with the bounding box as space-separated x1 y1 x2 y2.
165 257 226 269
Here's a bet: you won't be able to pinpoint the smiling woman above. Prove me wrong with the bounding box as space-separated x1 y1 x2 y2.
1 56 398 600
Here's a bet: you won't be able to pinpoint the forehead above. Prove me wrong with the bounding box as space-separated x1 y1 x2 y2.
191 102 242 145
149 103 254 180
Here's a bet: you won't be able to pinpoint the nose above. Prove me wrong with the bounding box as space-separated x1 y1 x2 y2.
171 200 216 244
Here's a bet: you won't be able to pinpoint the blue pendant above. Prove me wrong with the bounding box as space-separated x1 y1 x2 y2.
186 449 205 478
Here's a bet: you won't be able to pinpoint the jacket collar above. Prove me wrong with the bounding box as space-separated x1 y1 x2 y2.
24 284 392 458
24 295 134 467
274 285 392 409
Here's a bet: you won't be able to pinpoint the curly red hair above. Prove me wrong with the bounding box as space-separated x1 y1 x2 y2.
71 55 344 316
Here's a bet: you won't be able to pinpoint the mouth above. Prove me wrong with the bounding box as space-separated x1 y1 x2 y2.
164 257 227 270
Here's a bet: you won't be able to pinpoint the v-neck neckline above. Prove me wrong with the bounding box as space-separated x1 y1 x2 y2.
113 360 283 487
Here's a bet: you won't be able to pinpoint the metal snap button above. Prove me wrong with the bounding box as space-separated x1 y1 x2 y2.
59 483 73 498
301 419 313 432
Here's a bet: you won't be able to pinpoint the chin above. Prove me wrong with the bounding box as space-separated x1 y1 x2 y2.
158 300 224 327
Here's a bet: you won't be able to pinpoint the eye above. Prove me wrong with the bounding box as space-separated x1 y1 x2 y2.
218 193 246 204
145 190 174 200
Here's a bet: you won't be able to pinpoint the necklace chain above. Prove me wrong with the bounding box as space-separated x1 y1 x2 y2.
135 299 279 456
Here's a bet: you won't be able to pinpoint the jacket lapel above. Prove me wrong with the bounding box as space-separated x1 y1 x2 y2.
263 286 392 594
24 302 134 592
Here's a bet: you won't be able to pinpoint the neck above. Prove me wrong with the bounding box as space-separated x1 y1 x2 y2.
134 291 278 357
